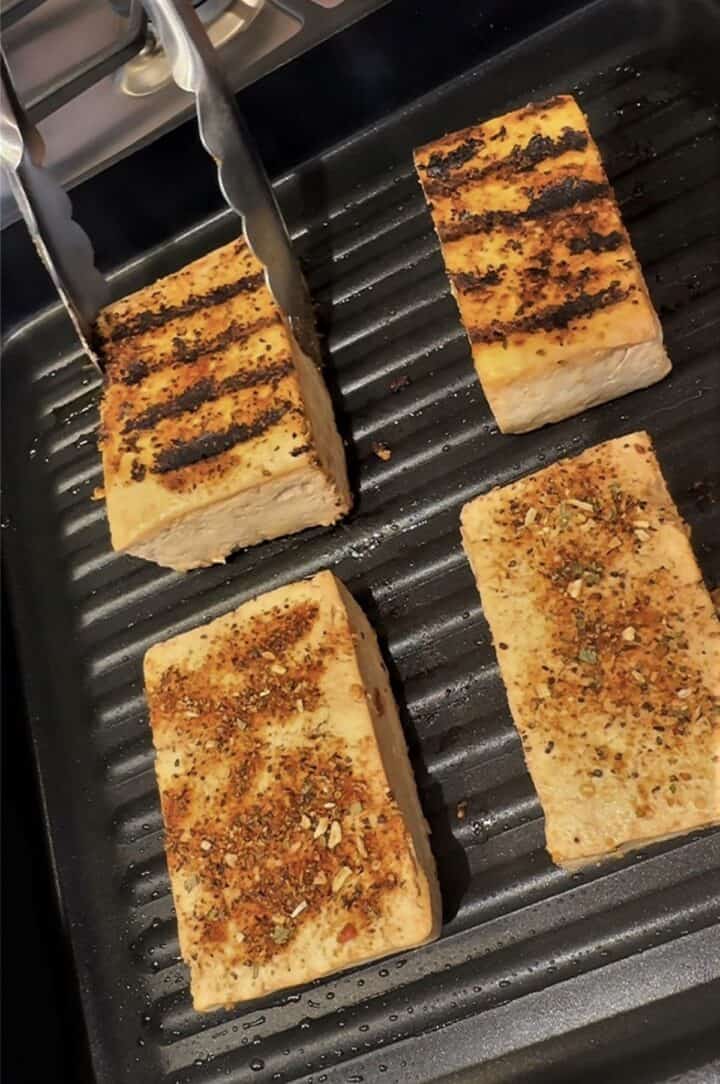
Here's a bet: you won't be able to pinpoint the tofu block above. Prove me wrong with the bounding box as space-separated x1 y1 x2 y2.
144 570 441 1010
461 432 720 868
414 95 671 432
96 237 351 571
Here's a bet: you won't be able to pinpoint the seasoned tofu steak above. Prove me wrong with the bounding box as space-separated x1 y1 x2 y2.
96 237 350 571
461 432 720 867
414 95 670 432
144 571 441 1010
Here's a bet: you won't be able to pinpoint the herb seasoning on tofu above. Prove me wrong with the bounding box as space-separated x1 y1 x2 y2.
144 571 440 1010
414 95 671 433
461 432 720 868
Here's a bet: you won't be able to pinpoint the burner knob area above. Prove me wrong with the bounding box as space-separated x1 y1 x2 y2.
119 0 264 97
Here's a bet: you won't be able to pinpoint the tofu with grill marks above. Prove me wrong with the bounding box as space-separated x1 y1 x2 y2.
461 432 720 868
144 570 441 1010
96 237 351 571
414 95 671 432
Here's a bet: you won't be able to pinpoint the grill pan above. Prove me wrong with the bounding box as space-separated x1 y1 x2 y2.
2 0 720 1080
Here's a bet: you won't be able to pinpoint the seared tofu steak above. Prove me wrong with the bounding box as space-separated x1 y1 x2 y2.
144 570 441 1010
96 237 350 571
462 432 720 867
415 95 670 432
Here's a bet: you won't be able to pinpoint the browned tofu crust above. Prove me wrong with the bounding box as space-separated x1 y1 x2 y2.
96 238 308 494
94 237 350 567
462 432 720 866
144 572 438 1007
414 95 663 396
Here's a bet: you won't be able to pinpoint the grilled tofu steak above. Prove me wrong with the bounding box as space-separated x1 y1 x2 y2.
144 570 441 1010
414 95 670 432
461 432 720 868
96 237 351 571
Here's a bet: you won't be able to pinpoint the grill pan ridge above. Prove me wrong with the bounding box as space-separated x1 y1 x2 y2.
2 0 720 1081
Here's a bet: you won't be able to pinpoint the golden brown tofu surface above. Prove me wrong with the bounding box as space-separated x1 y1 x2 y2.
462 432 720 867
414 95 670 431
96 237 350 569
144 571 440 1010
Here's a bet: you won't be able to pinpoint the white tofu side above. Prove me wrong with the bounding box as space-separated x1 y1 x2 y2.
489 337 671 433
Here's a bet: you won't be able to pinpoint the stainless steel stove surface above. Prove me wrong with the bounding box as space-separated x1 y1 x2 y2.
1 0 386 224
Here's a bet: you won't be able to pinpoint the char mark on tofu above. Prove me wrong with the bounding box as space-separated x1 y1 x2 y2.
424 135 486 178
106 272 265 343
116 314 281 386
122 359 294 434
452 266 506 294
568 229 624 254
468 281 632 344
524 177 609 218
439 208 523 243
152 401 295 474
422 127 589 197
438 178 610 243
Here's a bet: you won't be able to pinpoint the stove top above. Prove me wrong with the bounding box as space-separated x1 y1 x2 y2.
1 0 387 225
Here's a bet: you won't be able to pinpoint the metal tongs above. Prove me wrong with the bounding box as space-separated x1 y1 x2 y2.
0 0 317 371
0 54 109 366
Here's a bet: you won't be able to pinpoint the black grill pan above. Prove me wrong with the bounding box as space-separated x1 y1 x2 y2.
2 0 720 1081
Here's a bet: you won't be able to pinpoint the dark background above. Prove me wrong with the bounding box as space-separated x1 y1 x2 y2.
2 592 95 1082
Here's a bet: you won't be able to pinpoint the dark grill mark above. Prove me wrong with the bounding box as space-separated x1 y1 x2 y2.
106 272 265 343
423 128 588 196
440 209 521 242
152 401 293 474
119 315 281 386
439 178 610 243
289 442 312 458
122 359 150 384
568 229 624 255
130 459 146 482
122 359 293 434
469 281 631 343
452 265 506 293
527 264 551 282
525 178 609 218
423 136 485 179
509 127 586 167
